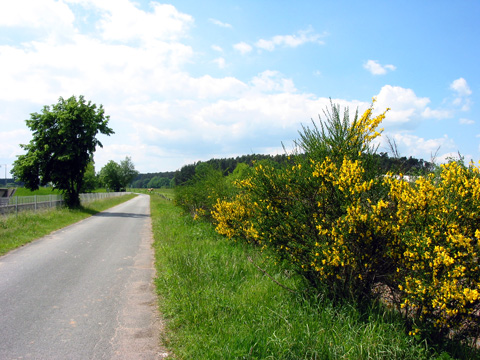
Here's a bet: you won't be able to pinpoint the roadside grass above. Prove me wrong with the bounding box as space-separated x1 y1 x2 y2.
0 193 137 256
151 194 446 360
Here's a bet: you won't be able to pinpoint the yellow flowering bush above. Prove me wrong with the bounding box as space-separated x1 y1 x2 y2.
213 192 258 241
382 161 480 340
213 101 392 299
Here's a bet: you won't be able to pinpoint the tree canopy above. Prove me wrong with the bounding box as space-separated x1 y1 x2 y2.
99 156 138 192
12 95 114 208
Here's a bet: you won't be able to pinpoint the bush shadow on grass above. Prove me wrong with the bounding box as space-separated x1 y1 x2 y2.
303 284 480 360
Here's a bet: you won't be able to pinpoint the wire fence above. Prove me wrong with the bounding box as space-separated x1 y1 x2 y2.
0 192 131 215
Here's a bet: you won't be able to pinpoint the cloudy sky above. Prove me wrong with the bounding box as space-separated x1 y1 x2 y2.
0 0 479 175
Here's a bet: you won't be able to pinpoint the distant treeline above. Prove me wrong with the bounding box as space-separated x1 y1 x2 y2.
131 171 176 189
376 152 434 174
132 152 434 188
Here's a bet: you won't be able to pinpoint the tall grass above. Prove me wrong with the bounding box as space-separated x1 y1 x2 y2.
0 193 136 256
151 194 446 359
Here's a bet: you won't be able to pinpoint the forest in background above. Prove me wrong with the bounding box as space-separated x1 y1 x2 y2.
131 151 434 189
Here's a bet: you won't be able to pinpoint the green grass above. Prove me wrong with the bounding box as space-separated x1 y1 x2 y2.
151 195 462 360
0 193 137 256
153 188 174 200
11 187 62 196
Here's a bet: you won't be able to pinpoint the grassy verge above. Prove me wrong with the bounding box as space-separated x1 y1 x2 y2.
151 194 445 359
0 193 137 256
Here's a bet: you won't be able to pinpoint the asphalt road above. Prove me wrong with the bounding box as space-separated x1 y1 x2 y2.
0 194 166 359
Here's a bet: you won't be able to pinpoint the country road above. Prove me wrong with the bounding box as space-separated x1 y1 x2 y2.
0 194 167 359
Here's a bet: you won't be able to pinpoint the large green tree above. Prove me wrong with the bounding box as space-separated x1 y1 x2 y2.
119 156 139 189
99 156 138 192
99 160 122 192
12 95 114 208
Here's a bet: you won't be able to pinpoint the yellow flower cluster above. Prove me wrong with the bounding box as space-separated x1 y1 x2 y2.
355 103 386 140
212 194 256 241
383 161 480 335
348 99 389 153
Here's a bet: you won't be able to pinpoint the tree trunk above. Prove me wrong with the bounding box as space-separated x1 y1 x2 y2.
64 179 81 208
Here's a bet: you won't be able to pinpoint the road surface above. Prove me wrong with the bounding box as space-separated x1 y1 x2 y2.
0 194 167 359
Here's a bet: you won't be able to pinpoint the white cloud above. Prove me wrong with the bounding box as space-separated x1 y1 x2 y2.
233 42 253 55
421 107 452 119
211 45 223 52
363 60 396 75
250 71 296 93
94 1 193 43
255 39 275 51
449 78 472 112
0 0 197 104
209 18 232 28
0 129 31 158
213 57 226 69
94 142 174 176
450 77 472 96
382 132 455 161
184 75 248 99
0 36 195 103
374 85 430 125
374 85 466 134
254 28 325 51
122 86 368 170
0 0 75 30
459 118 475 125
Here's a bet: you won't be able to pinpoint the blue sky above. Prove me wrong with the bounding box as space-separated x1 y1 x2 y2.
0 0 479 175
